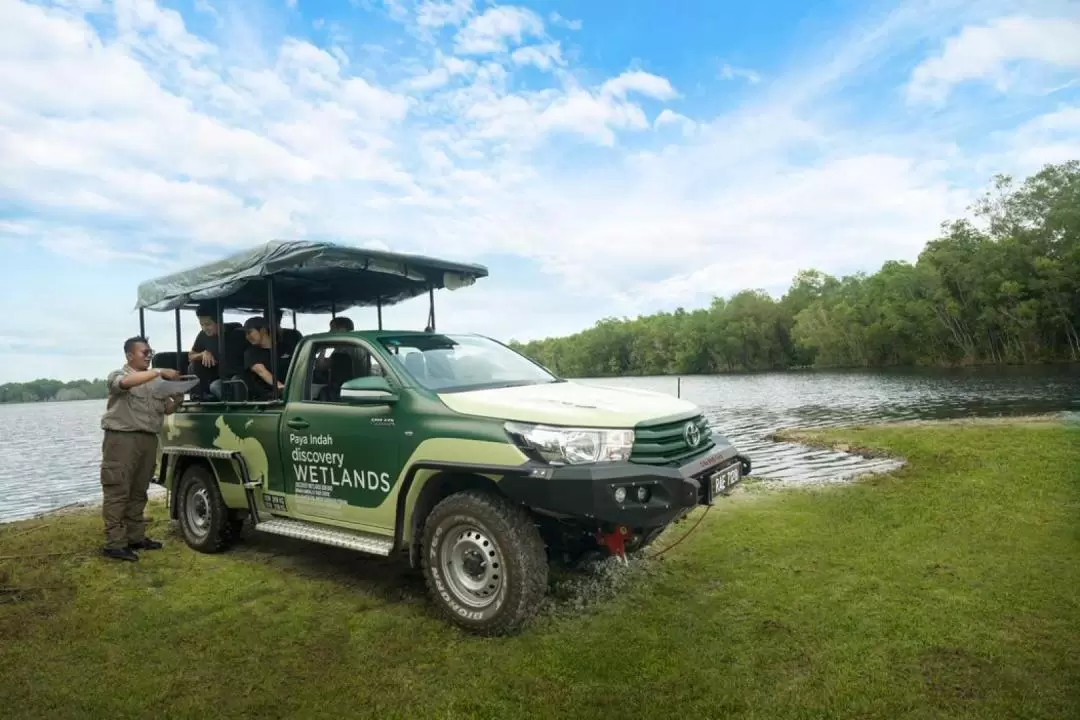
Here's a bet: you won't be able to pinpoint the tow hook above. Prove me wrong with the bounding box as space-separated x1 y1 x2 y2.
596 524 631 564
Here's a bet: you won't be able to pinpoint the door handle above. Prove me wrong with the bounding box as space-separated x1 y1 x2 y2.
286 418 309 429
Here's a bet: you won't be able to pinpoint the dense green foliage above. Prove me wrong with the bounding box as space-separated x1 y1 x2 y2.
511 161 1080 376
0 379 107 404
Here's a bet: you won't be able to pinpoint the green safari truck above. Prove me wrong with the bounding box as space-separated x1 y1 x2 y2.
139 241 752 635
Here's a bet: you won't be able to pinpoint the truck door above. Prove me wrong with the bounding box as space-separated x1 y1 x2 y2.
280 337 401 532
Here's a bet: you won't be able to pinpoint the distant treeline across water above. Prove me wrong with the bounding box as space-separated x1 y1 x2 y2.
0 379 107 404
510 162 1080 378
5 161 1080 403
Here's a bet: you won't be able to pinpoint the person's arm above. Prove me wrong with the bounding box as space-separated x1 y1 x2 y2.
188 336 202 363
189 349 214 365
190 334 216 367
246 348 283 389
113 367 179 391
250 362 274 386
251 363 286 390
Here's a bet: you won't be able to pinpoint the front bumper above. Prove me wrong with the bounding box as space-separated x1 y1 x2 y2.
499 443 751 529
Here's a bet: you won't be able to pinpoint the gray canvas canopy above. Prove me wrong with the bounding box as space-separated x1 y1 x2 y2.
135 240 489 314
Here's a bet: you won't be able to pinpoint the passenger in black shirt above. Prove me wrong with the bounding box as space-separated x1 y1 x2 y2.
273 308 303 363
242 316 287 400
188 305 247 399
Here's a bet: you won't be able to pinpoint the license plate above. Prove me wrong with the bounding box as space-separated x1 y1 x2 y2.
705 463 741 503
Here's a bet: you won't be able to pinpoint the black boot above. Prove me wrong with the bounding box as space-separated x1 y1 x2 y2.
128 538 163 550
103 546 139 561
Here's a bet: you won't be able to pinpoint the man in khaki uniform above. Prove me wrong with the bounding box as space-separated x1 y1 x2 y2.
99 336 184 561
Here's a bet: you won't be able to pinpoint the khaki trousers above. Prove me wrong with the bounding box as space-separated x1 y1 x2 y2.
99 430 159 549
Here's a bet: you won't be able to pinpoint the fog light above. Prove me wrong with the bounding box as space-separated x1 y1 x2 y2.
613 487 627 503
636 486 650 502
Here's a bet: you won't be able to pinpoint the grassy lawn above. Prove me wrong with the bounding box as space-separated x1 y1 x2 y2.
2 419 1078 719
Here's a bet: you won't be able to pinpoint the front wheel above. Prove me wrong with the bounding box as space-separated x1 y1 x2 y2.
421 489 548 636
176 463 236 553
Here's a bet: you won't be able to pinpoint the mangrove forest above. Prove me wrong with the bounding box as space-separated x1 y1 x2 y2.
510 161 1080 377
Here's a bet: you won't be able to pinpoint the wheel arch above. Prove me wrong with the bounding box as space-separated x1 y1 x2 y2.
396 464 527 568
160 448 242 520
406 470 504 569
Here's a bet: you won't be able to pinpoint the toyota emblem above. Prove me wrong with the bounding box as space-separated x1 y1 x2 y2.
684 421 701 447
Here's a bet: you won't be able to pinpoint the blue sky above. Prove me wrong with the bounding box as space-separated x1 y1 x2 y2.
2 0 1080 382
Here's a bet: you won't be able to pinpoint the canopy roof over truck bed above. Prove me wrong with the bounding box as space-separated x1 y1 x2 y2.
134 240 489 314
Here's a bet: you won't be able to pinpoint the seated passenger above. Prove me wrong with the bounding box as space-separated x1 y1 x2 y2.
318 351 357 401
242 316 288 400
329 316 354 332
188 304 246 399
314 316 357 377
273 308 304 362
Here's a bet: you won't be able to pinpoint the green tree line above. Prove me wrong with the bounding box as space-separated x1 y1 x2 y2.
510 161 1080 377
0 379 108 404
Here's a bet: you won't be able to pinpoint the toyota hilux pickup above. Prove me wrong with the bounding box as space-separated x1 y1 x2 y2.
138 241 751 635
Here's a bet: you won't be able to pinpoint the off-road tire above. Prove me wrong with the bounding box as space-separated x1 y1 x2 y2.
176 463 237 553
421 489 548 636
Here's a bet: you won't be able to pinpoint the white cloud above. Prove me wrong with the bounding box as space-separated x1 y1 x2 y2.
908 15 1080 103
654 109 697 136
600 70 678 101
511 43 563 71
453 5 544 55
988 105 1080 173
416 0 473 29
404 51 477 91
720 63 761 84
549 12 582 31
444 70 676 148
0 0 415 251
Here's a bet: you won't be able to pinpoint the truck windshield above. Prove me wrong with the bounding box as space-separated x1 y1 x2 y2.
377 334 559 392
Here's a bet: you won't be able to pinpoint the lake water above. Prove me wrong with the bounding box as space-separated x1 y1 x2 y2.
1 366 1077 524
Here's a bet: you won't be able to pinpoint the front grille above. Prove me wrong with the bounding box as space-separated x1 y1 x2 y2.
630 414 714 466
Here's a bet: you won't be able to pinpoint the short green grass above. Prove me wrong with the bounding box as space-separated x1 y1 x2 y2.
2 419 1078 719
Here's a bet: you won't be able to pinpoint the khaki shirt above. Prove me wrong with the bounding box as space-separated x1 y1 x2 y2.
100 365 168 434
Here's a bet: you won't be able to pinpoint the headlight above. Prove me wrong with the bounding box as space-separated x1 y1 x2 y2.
504 421 634 465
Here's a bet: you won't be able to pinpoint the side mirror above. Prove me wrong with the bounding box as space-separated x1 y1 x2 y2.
340 376 398 404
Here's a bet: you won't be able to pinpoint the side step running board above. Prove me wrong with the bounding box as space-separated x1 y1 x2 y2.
254 517 394 556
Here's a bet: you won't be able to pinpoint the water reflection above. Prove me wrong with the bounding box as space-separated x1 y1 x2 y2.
0 366 1077 523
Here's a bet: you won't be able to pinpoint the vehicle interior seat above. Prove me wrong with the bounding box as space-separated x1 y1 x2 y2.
403 352 427 381
216 376 247 402
150 351 185 371
316 352 356 402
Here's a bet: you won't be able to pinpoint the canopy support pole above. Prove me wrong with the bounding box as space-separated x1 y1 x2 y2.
377 298 383 330
427 286 435 332
268 277 278 396
174 309 182 368
139 309 146 339
292 310 297 329
331 299 336 320
216 299 224 385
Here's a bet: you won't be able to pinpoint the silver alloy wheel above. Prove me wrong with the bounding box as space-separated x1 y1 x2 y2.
184 485 211 540
439 523 504 609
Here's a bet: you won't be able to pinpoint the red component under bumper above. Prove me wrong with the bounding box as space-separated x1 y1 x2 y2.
596 525 631 562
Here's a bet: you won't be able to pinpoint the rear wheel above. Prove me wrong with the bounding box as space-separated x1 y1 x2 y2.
421 489 548 636
176 463 236 553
